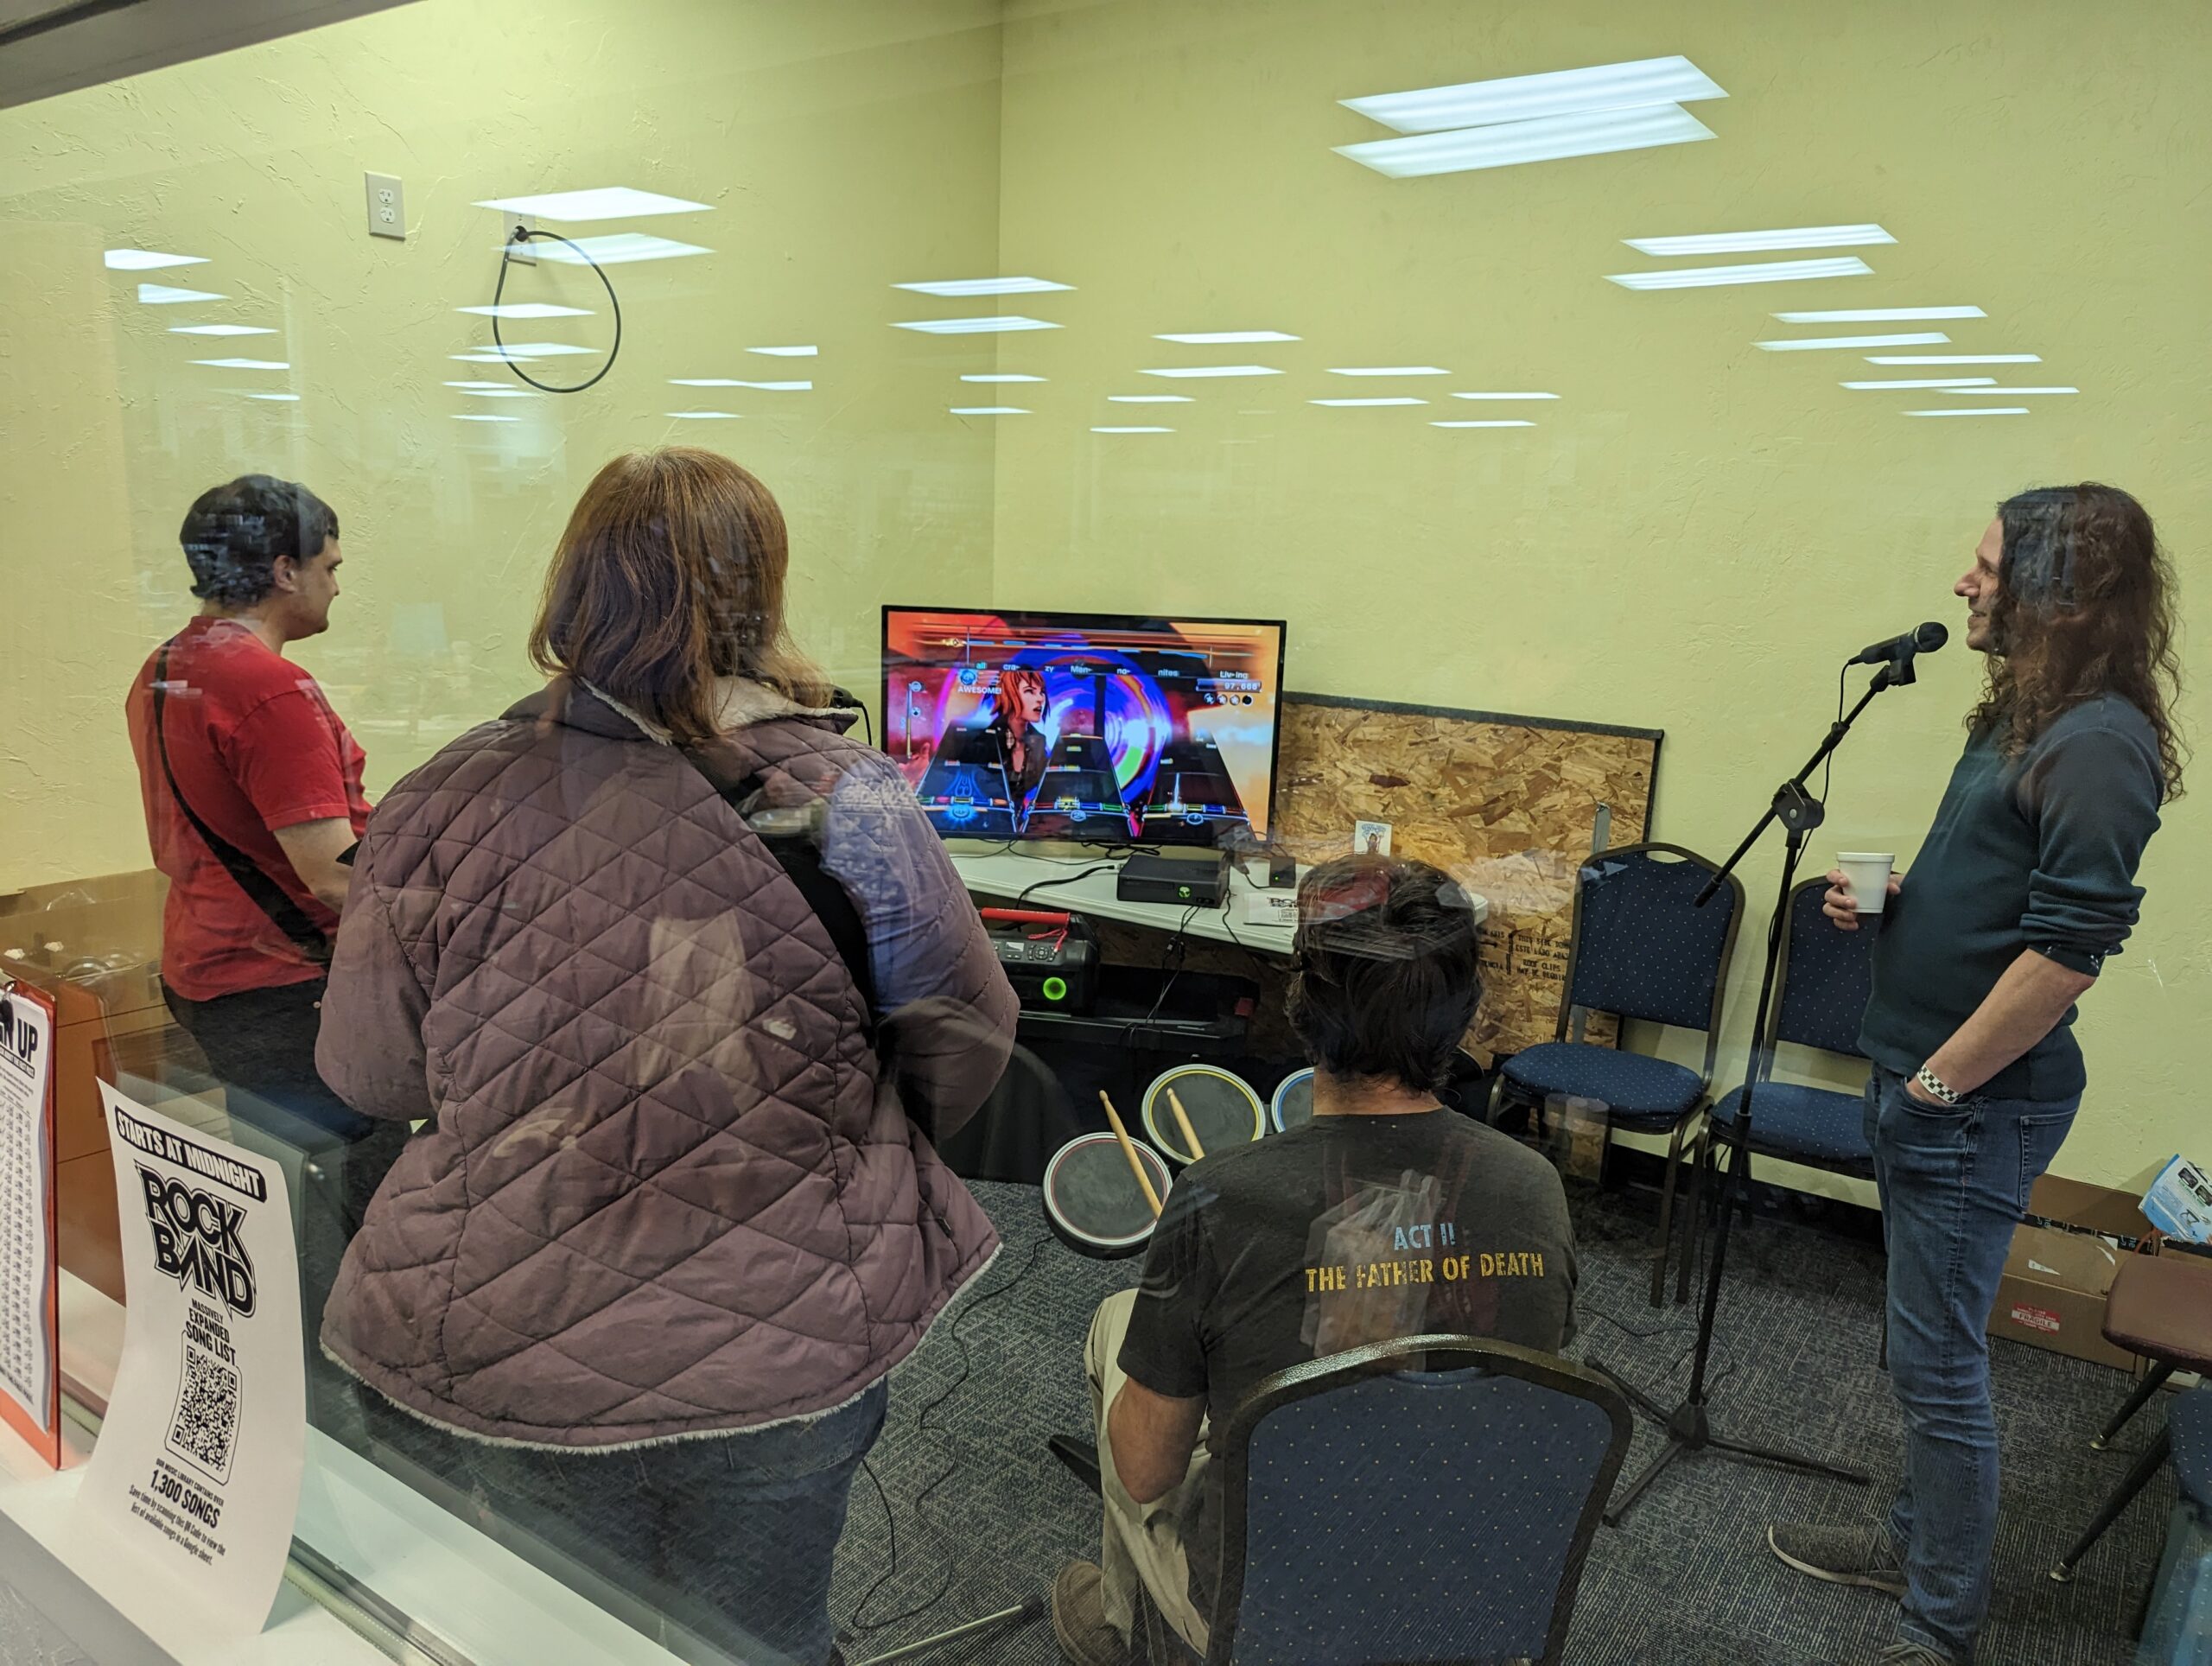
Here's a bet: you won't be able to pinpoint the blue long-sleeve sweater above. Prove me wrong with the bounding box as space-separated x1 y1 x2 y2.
1859 692 2163 1103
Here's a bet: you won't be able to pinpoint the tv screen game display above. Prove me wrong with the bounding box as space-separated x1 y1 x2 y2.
882 608 1287 846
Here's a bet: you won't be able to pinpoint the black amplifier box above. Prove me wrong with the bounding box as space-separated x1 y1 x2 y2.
982 908 1099 1012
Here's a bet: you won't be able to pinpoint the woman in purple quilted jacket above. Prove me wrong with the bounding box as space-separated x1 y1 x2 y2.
315 448 1020 1664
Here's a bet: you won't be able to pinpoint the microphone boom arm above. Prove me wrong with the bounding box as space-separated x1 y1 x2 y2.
1694 660 1909 907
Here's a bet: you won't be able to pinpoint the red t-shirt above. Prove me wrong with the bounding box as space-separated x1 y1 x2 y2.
125 619 372 1001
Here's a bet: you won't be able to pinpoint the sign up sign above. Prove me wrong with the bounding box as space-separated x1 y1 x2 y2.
75 1084 307 1645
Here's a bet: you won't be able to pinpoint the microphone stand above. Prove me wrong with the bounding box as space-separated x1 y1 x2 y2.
1599 650 1922 1524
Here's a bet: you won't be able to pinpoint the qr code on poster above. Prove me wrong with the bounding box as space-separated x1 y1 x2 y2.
166 1342 241 1484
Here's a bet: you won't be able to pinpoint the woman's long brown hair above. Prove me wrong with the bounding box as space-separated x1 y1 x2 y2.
1972 482 2187 802
530 448 832 745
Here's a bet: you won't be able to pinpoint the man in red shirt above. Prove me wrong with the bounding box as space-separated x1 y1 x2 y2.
124 477 400 1307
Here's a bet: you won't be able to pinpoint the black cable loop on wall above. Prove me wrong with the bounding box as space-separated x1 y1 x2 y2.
490 227 621 394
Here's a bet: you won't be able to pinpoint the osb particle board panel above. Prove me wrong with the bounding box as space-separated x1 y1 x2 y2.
1272 692 1662 1058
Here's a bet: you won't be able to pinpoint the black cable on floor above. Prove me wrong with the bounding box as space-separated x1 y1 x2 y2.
840 1230 1053 1640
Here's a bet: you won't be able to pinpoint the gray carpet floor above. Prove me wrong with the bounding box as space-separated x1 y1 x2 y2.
824 1178 2176 1666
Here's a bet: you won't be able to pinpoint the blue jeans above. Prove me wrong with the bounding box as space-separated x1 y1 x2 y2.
363 1383 888 1664
1866 1065 2078 1663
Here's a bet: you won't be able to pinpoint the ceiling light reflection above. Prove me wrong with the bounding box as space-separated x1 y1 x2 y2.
532 233 711 264
1904 408 2029 416
1865 353 2040 365
475 188 711 219
895 277 1072 296
1753 332 1948 352
105 249 206 270
893 316 1059 334
464 342 597 359
168 324 276 336
1774 306 1985 322
666 378 810 390
1339 103 1714 178
1155 331 1300 344
1432 419 1535 428
1606 258 1872 290
1141 365 1281 378
137 283 225 304
1627 224 1892 256
190 358 288 369
950 406 1028 415
458 302 594 319
1839 378 1997 390
1342 54 1726 134
1311 397 1428 407
963 373 1045 383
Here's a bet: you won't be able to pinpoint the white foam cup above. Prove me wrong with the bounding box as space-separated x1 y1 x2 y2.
1836 852 1896 915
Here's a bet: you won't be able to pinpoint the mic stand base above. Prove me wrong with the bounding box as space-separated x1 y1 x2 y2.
1594 1369 1871 1527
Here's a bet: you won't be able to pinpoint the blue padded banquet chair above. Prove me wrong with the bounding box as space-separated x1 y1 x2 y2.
1201 1336 1631 1666
1692 874 1878 1285
2138 1383 2212 1664
1497 843 1744 1306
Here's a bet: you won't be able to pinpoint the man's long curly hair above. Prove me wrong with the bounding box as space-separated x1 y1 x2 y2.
1973 483 2187 804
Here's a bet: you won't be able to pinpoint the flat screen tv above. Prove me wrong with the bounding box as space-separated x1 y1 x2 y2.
881 607 1287 848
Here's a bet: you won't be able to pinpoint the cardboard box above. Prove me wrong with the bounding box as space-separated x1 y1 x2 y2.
1990 1224 2137 1371
1986 1174 2158 1373
2143 1154 2212 1243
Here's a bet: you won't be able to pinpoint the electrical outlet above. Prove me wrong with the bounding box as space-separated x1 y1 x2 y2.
365 171 404 241
496 210 537 264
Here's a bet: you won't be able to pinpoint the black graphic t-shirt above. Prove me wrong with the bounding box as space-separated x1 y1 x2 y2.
1116 1110 1577 1622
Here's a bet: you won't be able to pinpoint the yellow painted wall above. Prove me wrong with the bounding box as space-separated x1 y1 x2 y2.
988 0 2212 1191
0 0 1007 885
1 219 144 881
2 0 2205 1192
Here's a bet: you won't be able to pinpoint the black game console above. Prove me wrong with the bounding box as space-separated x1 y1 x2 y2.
1116 850 1230 908
982 908 1100 1012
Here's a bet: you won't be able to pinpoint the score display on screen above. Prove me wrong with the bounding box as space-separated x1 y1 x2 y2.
882 607 1287 846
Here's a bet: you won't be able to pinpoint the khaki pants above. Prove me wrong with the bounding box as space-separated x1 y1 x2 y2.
1085 1289 1211 1657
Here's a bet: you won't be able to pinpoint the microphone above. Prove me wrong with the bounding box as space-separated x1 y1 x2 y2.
1847 621 1948 666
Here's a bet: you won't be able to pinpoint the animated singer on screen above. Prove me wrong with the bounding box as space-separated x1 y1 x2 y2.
984 664 1052 808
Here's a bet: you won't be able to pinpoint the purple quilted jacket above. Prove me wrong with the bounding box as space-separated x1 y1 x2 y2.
316 677 1016 1448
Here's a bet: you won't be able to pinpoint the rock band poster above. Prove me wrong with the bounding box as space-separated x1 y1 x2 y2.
74 1083 306 1646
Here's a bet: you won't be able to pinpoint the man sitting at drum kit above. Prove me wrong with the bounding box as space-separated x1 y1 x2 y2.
1052 855 1581 1666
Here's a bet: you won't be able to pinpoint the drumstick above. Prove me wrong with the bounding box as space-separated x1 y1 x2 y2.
1098 1091 1163 1218
1166 1087 1206 1161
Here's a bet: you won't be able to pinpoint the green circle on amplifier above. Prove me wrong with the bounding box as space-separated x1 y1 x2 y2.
1041 976 1069 1002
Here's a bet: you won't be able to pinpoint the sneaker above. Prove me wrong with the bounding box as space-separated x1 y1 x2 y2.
1766 1521 1909 1597
1872 1645 1955 1665
1052 1561 1138 1666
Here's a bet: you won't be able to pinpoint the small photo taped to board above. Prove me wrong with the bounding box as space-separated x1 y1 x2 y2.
1352 819 1393 857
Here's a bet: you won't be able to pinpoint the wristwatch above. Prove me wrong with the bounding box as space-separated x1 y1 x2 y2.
1912 1065 1960 1106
